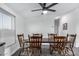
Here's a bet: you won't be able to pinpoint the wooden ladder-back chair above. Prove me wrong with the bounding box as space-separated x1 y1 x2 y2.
65 34 77 56
67 34 76 48
48 34 57 54
17 34 29 56
52 36 67 55
28 34 42 55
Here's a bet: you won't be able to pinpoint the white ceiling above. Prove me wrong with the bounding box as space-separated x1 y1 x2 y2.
5 3 79 18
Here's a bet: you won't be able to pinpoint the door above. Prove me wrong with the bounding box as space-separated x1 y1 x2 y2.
54 19 60 34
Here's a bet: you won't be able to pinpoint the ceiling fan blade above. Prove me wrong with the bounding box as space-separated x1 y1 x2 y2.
32 9 42 12
46 3 58 9
39 3 44 8
47 9 56 12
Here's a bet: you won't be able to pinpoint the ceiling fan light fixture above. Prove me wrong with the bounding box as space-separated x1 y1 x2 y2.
42 10 48 14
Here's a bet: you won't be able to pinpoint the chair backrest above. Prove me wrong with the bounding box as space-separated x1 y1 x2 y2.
48 34 57 46
48 34 57 40
54 36 67 48
67 34 77 48
17 34 24 47
33 33 42 37
28 35 42 48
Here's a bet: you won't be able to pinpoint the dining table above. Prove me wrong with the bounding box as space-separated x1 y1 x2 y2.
23 38 72 43
22 38 74 56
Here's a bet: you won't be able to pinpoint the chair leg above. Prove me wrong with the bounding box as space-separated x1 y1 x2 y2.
19 48 24 56
38 49 41 56
70 47 75 56
65 47 75 56
40 49 42 54
50 46 52 55
62 50 66 56
37 48 42 56
19 50 22 56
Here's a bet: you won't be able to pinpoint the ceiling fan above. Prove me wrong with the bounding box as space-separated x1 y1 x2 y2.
32 3 58 15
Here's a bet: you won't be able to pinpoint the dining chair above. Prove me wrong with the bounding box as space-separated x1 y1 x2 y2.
51 36 67 55
28 34 42 55
48 34 57 54
67 34 76 48
65 34 77 56
17 34 29 56
33 33 42 37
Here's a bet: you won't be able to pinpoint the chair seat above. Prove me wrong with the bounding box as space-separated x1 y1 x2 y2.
50 45 65 49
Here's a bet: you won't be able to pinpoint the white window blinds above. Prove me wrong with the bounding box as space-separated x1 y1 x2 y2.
0 8 16 47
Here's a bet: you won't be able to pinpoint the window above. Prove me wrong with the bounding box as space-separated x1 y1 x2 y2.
0 8 16 47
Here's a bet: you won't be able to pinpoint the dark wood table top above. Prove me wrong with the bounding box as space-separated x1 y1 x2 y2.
24 38 71 43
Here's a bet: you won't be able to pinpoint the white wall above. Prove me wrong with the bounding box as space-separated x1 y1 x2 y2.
0 4 25 55
58 8 79 47
24 15 55 39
